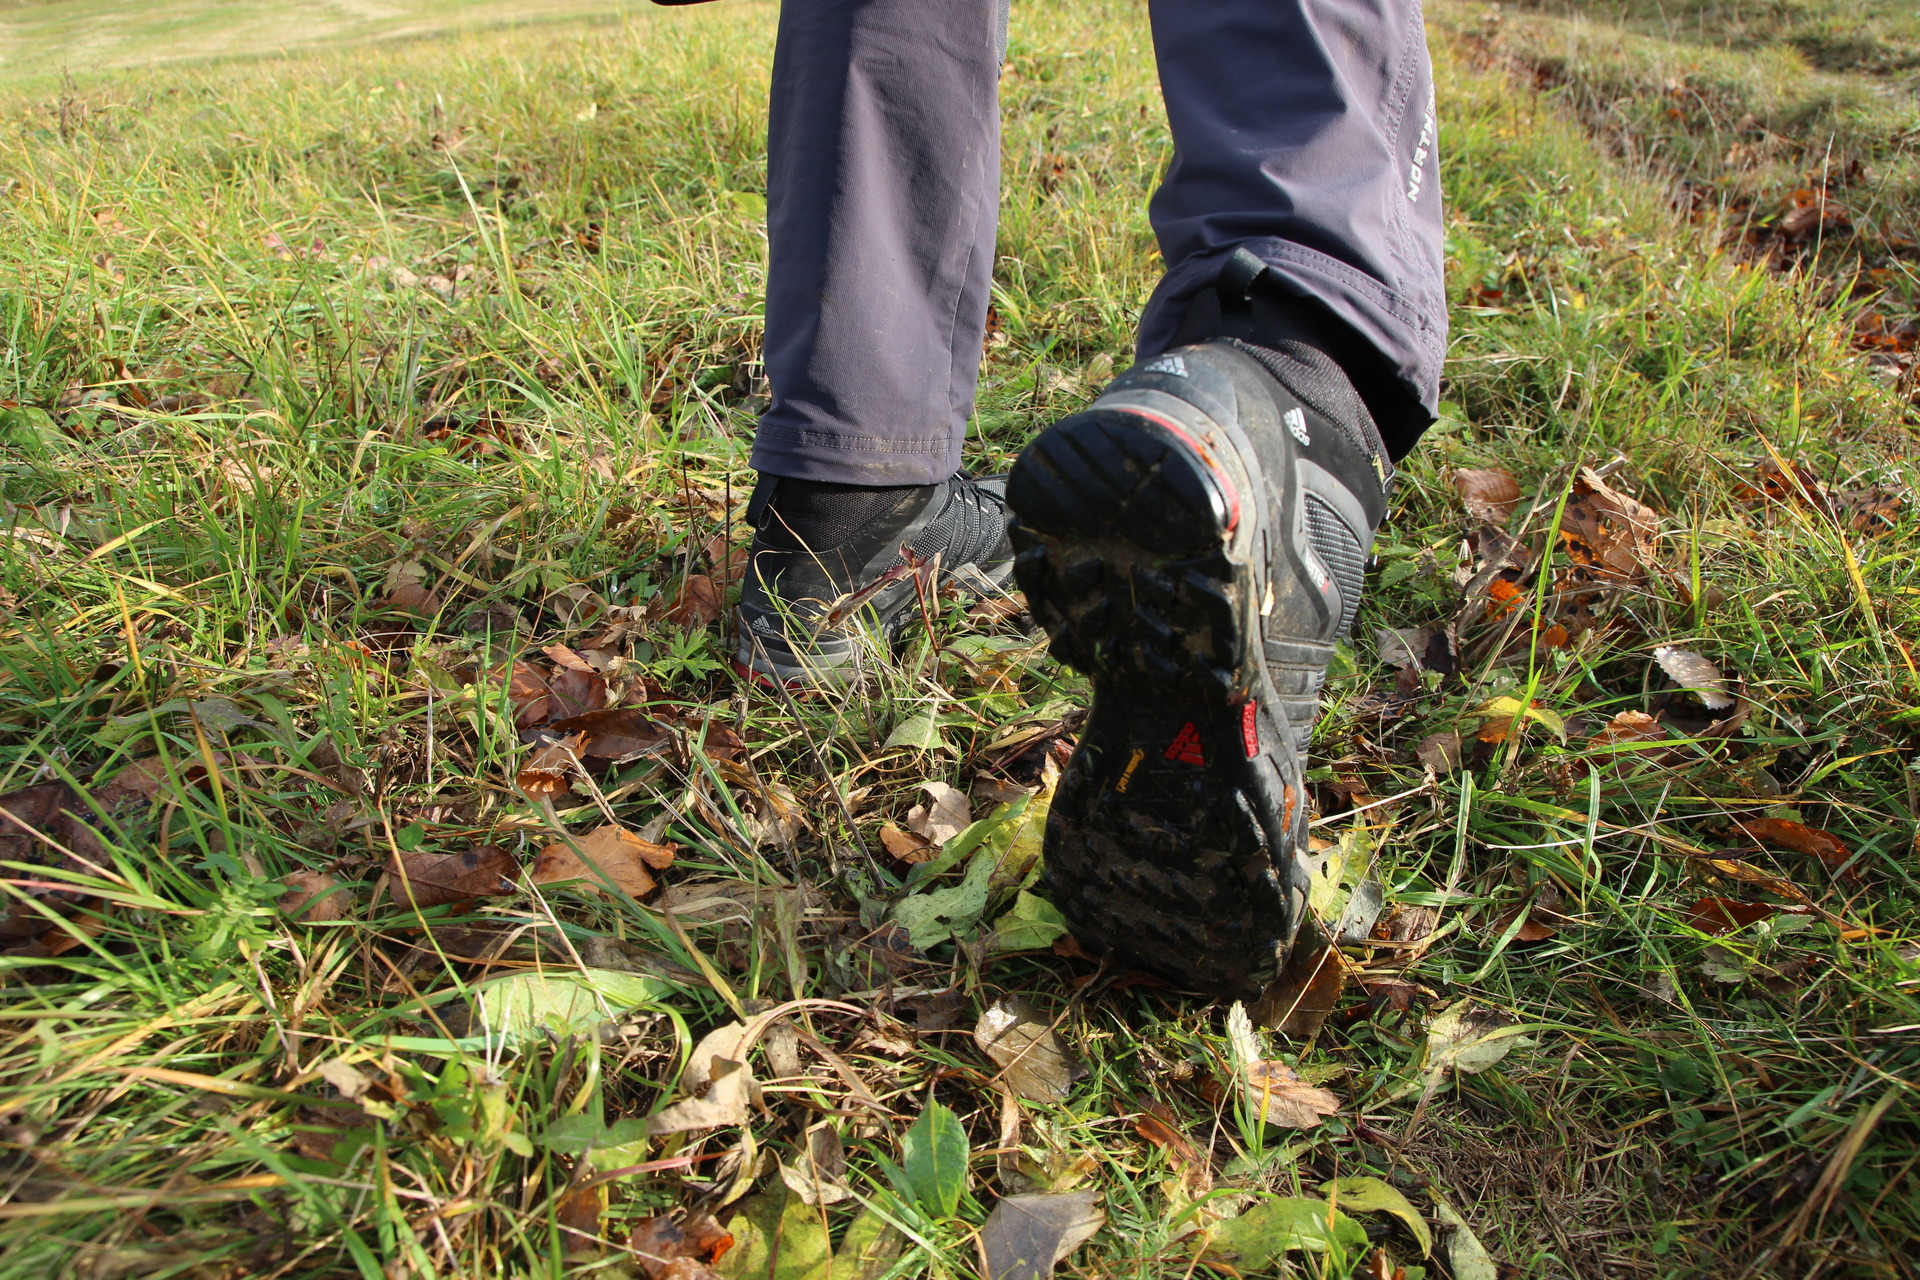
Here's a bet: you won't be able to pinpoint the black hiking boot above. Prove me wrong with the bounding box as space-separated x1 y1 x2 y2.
734 473 1014 686
1006 263 1393 999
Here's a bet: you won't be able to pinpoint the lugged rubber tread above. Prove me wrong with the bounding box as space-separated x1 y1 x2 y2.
1008 337 1387 999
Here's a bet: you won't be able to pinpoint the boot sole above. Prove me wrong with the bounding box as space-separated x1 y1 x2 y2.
1009 405 1301 998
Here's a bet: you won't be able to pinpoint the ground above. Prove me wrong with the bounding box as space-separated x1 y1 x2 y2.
1 0 1918 1277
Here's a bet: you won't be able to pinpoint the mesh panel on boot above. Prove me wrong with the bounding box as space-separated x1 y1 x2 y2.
1304 493 1367 636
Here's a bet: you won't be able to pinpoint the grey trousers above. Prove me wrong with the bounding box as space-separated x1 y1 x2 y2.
750 0 1447 486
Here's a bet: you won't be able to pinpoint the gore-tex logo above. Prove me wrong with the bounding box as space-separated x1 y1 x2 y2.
1163 722 1205 766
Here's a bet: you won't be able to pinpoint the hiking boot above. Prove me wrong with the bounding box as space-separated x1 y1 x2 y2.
1006 301 1392 997
735 473 1015 686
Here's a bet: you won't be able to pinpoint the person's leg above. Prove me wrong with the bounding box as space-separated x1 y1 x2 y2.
1141 0 1446 459
1006 0 1443 1004
737 0 1015 685
753 0 1006 486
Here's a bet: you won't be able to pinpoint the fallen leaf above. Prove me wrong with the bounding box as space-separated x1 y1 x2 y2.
906 781 972 847
628 1213 733 1280
531 825 675 899
975 997 1080 1102
91 758 169 807
713 1184 831 1280
1319 1176 1433 1254
1683 897 1782 935
746 779 807 848
278 870 349 922
188 696 266 734
1202 1197 1368 1269
666 575 724 629
384 559 439 613
473 968 672 1041
389 844 518 908
1473 695 1565 744
893 988 968 1031
778 1123 851 1207
987 891 1071 954
1652 645 1735 711
544 643 594 672
979 1190 1104 1280
549 708 673 760
1243 1059 1342 1128
1253 917 1349 1038
547 665 608 720
1453 468 1522 523
1130 1103 1211 1195
1733 817 1857 880
1560 467 1659 586
1589 710 1666 748
648 1056 752 1134
879 824 936 863
517 732 584 801
1424 1002 1526 1076
1487 882 1568 943
1414 731 1463 774
502 662 555 728
1430 1191 1499 1279
556 1183 607 1236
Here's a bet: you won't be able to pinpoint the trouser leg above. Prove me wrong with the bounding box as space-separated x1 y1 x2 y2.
751 0 1006 486
1140 0 1447 458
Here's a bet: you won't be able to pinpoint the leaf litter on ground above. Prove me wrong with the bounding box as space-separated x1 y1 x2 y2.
975 997 1081 1102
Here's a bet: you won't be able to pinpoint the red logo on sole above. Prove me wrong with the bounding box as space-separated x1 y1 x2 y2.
1241 699 1260 758
1164 722 1206 766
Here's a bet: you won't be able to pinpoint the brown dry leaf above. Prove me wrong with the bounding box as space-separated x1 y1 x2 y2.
628 1214 734 1280
503 662 555 728
0 783 111 941
1453 468 1522 523
557 1183 607 1237
647 1056 753 1134
906 781 971 847
665 575 724 630
518 733 584 801
1590 710 1666 748
1562 466 1659 582
1684 897 1786 935
547 666 608 720
979 1190 1104 1280
383 559 439 614
531 825 675 899
1243 1059 1341 1129
1129 1103 1211 1195
975 997 1080 1102
278 870 349 922
880 824 936 863
1254 920 1347 1039
91 757 171 808
1369 904 1439 968
543 643 594 673
1414 731 1463 774
1652 646 1735 711
747 779 808 849
389 844 518 908
550 709 673 760
894 988 968 1031
778 1124 852 1207
1733 817 1857 881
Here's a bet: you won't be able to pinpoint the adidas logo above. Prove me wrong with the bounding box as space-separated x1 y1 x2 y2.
1142 354 1188 378
1285 406 1311 446
1163 722 1205 766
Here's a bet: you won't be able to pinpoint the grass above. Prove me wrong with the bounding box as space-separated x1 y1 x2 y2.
2 0 1919 1277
